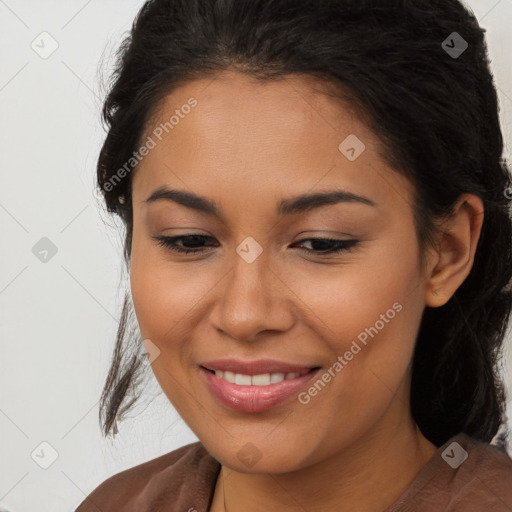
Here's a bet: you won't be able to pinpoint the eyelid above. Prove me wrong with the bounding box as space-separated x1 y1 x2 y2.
151 234 360 257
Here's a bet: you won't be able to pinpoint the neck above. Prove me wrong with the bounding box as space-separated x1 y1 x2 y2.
209 399 438 512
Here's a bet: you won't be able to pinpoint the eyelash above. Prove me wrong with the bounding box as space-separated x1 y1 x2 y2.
152 234 359 256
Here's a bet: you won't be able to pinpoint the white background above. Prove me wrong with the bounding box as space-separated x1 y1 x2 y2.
0 1 511 511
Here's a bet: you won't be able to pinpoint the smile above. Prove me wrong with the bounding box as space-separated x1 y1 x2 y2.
199 362 321 412
212 369 311 385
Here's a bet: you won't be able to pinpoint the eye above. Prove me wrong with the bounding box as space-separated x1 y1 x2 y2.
152 234 359 256
292 237 360 255
152 234 216 254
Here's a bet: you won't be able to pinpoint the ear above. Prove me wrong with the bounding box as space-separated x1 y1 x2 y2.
424 193 484 308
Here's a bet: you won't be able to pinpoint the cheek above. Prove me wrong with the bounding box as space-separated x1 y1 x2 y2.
129 239 204 411
292 249 419 345
290 238 423 391
129 232 208 339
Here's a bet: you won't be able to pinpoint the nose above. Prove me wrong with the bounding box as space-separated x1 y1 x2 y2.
209 248 295 342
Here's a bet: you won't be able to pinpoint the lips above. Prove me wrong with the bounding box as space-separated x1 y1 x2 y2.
199 359 321 412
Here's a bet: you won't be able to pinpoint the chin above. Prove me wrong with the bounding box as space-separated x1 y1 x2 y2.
203 435 315 475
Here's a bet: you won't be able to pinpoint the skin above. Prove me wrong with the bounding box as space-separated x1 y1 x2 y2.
129 70 484 512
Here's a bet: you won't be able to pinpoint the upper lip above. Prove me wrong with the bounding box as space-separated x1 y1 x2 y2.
200 359 319 375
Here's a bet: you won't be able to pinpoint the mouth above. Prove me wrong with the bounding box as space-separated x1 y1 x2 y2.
199 361 321 413
201 367 316 385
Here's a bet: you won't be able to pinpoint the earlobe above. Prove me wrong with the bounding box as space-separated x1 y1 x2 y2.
424 194 484 308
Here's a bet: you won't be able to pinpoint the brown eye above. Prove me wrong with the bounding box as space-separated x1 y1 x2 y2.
292 238 359 255
152 234 216 254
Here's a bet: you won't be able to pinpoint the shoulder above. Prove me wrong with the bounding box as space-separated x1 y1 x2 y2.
389 432 512 511
450 433 512 509
73 441 220 512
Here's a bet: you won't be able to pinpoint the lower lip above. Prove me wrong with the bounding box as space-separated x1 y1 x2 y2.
200 366 321 412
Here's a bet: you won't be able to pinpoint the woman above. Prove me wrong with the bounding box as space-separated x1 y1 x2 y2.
75 0 512 510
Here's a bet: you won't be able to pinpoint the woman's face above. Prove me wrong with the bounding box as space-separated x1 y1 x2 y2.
130 70 434 473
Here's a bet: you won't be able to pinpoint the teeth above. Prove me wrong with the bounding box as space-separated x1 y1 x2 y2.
213 370 308 386
270 372 285 383
235 373 252 385
252 373 271 385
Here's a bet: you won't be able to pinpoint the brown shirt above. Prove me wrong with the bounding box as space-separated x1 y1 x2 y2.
74 432 512 511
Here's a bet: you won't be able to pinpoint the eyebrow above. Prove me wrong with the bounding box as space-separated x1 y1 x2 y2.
145 186 377 219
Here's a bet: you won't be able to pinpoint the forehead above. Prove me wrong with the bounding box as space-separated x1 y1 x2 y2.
132 70 414 212
145 70 368 145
